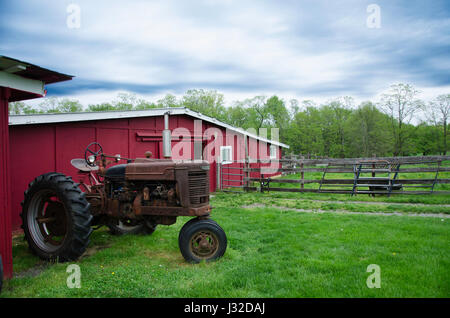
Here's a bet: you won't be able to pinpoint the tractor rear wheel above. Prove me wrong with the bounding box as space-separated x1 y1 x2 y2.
178 218 227 263
21 172 92 261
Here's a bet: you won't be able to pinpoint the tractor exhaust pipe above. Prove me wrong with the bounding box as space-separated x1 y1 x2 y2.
163 111 172 158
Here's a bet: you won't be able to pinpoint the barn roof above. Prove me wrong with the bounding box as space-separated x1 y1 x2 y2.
0 56 73 84
9 107 289 148
0 56 73 102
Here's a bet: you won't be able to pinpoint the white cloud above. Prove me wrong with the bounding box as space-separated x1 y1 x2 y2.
2 0 449 105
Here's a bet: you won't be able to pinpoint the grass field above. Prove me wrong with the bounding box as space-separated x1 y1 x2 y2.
1 191 449 298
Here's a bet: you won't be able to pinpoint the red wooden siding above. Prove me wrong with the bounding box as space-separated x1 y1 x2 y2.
9 114 283 231
0 88 13 278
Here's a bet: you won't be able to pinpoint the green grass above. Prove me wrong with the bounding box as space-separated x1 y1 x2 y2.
214 191 450 214
1 192 449 298
263 190 450 205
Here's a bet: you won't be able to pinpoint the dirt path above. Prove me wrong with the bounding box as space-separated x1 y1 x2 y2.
241 203 450 218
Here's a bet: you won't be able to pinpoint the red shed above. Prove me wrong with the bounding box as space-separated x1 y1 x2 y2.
0 56 72 279
9 108 289 231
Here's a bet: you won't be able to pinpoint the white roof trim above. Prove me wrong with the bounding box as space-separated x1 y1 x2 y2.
9 108 289 149
0 70 45 96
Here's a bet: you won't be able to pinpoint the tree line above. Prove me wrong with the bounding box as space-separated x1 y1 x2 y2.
9 84 449 157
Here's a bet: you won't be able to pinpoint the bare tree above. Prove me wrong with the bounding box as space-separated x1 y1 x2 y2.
379 83 423 156
428 94 450 155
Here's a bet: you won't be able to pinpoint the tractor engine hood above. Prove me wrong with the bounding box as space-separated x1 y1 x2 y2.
124 160 210 181
105 164 127 180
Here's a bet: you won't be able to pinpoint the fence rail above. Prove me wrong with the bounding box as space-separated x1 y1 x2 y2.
218 155 450 196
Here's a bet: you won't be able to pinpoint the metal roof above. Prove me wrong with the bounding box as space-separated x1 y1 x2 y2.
9 107 289 148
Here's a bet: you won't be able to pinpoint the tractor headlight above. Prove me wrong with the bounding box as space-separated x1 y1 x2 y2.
88 155 95 164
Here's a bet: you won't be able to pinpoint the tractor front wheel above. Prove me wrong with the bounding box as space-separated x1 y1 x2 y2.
178 218 227 263
21 172 92 261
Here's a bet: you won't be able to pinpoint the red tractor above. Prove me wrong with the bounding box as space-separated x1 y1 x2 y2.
20 142 227 263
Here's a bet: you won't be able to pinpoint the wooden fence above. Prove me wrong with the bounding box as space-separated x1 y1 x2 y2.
220 155 450 196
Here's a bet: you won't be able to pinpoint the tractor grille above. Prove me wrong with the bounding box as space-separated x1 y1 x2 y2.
188 170 209 205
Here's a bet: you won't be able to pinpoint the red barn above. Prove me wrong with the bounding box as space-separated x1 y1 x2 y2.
9 108 289 231
1 55 72 279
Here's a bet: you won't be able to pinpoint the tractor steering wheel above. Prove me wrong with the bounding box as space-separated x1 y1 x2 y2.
85 142 103 166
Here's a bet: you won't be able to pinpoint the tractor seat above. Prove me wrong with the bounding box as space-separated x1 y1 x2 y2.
70 158 99 172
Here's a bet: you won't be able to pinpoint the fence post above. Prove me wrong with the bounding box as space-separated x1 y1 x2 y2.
244 156 249 192
217 162 221 191
300 155 304 190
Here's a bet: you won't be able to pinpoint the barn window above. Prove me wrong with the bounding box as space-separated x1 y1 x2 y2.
270 145 277 159
220 146 232 164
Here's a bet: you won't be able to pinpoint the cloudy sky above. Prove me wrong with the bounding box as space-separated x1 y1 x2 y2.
1 0 449 107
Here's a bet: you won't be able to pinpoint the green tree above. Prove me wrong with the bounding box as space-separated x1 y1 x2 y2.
36 97 83 113
57 99 83 113
264 95 290 141
288 99 300 117
157 94 180 108
226 104 250 129
180 89 227 121
38 97 61 113
87 102 116 112
230 96 269 131
112 92 137 110
412 123 441 155
379 83 423 156
8 101 42 115
346 102 392 157
286 106 326 157
427 94 450 155
134 99 157 110
328 100 352 157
